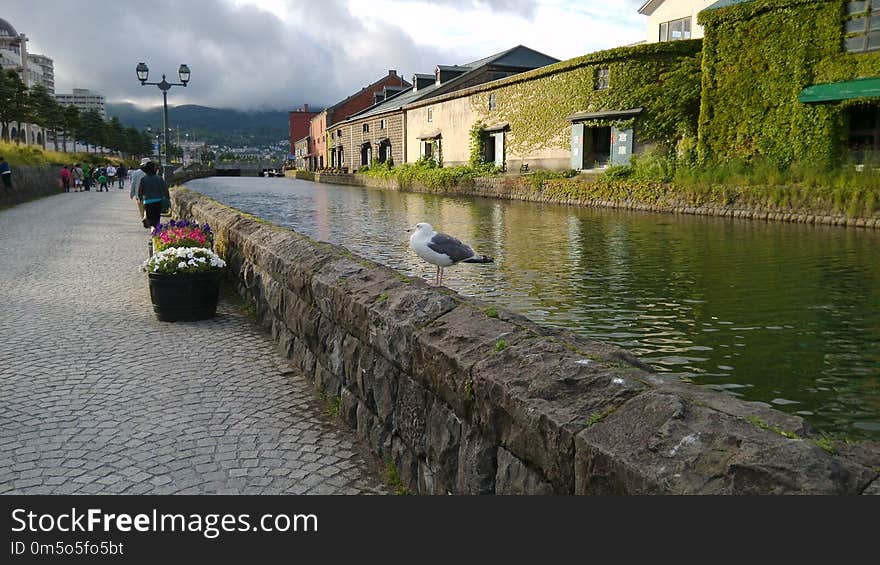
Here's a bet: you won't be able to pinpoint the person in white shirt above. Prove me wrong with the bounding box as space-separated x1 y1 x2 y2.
129 158 150 223
106 164 117 186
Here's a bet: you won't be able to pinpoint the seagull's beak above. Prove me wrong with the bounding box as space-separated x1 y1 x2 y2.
405 228 412 233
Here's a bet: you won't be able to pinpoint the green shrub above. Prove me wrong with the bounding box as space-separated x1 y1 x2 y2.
357 155 500 190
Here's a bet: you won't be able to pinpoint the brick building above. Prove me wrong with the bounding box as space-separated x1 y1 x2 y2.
288 104 317 163
307 70 409 170
332 45 559 171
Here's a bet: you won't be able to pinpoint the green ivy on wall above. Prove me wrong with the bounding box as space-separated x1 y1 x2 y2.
465 40 703 158
696 0 880 169
469 121 486 168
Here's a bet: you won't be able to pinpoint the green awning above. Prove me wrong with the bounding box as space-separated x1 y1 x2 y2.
799 77 880 104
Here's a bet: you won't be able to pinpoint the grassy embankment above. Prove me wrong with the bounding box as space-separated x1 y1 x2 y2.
355 154 880 219
0 141 136 168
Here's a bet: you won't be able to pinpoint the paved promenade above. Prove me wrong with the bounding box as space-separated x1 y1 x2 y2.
0 189 385 494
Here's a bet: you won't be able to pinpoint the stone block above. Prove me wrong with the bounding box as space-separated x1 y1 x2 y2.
313 317 345 381
391 437 419 494
356 401 392 460
495 447 554 495
362 353 399 424
341 333 363 392
393 377 428 456
364 284 460 374
271 319 295 361
284 291 321 353
314 365 340 398
263 276 284 319
456 422 497 495
412 304 532 416
574 390 877 495
426 399 461 495
418 459 437 495
471 338 644 493
339 387 358 430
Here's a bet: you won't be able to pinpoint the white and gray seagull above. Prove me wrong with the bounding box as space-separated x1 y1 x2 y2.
409 222 494 286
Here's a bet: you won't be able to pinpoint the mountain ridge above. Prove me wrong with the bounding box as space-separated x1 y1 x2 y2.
105 103 300 146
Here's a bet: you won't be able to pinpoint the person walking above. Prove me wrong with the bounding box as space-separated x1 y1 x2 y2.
60 165 71 192
0 156 12 190
72 163 83 192
98 170 109 192
81 163 92 191
106 164 117 188
138 161 169 229
130 157 149 222
116 164 127 189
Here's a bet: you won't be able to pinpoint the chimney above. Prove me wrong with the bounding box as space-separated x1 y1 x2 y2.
303 103 309 112
389 69 397 77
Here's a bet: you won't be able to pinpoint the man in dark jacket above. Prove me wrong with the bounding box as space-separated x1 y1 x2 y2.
0 156 11 189
137 161 170 229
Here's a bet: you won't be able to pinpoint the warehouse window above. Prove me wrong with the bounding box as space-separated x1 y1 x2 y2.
845 1 880 52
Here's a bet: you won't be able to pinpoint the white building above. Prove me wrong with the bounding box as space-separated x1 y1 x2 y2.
56 88 106 118
179 140 207 166
0 17 47 145
28 53 54 94
638 0 717 43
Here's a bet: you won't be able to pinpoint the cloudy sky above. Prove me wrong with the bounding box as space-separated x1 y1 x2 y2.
4 0 647 111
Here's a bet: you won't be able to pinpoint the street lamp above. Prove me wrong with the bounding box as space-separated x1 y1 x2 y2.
136 62 190 181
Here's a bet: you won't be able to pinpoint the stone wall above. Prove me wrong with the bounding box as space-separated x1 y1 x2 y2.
0 165 61 207
334 112 405 171
306 172 880 230
171 187 880 494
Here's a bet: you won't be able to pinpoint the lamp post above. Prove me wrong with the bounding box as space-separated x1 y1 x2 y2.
136 62 190 181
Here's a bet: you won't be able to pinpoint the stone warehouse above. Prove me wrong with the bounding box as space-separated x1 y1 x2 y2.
303 70 410 171
403 39 702 171
330 46 560 171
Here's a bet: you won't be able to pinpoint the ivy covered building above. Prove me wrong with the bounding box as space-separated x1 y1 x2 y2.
402 39 703 172
332 46 559 171
698 0 880 168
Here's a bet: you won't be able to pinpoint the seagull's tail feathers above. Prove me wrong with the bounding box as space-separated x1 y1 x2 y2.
462 254 494 264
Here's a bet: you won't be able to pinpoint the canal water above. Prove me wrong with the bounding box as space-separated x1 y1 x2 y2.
188 177 880 439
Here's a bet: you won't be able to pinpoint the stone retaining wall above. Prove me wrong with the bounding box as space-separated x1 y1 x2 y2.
172 187 880 494
306 172 880 230
0 165 61 207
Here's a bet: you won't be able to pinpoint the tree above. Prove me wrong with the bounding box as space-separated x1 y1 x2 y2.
0 68 29 143
107 117 125 155
61 105 81 152
29 84 63 150
79 109 104 153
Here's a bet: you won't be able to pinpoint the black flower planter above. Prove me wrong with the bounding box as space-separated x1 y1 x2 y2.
148 271 221 322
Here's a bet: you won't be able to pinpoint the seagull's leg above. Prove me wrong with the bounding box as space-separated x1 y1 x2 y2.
434 265 440 286
439 266 444 287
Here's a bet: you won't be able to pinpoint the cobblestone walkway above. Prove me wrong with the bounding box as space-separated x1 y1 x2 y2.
0 189 385 494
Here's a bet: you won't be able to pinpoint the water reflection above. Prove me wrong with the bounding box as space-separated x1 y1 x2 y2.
188 177 880 439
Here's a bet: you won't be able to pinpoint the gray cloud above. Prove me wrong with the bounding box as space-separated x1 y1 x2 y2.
3 0 641 111
3 0 457 111
426 0 540 17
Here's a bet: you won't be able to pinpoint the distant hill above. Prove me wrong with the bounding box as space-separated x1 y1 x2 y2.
106 103 296 146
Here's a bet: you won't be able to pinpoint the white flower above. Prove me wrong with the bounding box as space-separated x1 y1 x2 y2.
178 262 187 269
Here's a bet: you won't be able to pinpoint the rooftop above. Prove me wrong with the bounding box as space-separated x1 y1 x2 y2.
0 17 19 38
705 0 754 10
338 45 559 124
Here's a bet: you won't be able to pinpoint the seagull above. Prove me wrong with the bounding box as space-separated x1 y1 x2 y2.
409 222 494 286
